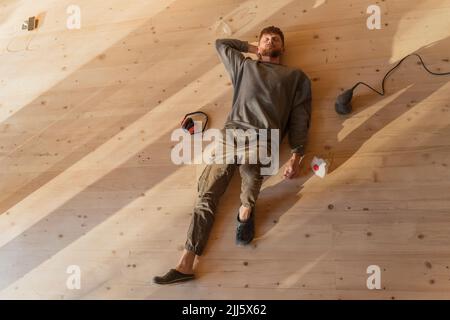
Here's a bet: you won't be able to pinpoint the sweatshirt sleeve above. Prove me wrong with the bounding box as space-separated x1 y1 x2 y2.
288 75 312 156
215 39 249 85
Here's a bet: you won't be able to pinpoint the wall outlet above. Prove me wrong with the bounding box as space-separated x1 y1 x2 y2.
22 16 39 31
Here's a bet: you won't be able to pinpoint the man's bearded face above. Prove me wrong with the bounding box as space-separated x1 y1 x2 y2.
258 33 284 58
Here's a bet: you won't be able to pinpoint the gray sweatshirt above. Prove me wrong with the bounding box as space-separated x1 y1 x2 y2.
215 38 312 156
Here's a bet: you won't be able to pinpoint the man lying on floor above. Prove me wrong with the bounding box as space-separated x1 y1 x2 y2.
154 26 312 284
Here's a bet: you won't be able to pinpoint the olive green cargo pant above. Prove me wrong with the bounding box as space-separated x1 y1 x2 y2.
184 128 270 256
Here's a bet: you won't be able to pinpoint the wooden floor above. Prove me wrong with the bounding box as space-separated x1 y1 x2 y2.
0 0 449 299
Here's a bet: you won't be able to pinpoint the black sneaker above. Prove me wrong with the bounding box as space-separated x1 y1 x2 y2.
153 269 195 285
236 208 255 246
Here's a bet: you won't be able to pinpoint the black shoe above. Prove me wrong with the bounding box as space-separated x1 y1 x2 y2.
236 208 255 246
153 269 195 285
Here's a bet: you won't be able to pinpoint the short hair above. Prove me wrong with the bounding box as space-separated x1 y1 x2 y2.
258 26 285 47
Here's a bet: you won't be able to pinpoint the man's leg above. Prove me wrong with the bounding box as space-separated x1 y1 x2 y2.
236 130 269 222
239 163 264 220
183 128 238 258
184 162 237 256
234 163 264 246
154 161 237 284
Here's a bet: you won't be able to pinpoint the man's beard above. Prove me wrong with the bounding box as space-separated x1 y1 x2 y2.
260 48 283 58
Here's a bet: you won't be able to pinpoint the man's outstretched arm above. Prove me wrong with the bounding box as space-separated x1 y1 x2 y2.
284 76 312 179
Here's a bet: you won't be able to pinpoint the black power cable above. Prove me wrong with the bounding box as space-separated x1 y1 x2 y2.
335 53 450 115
